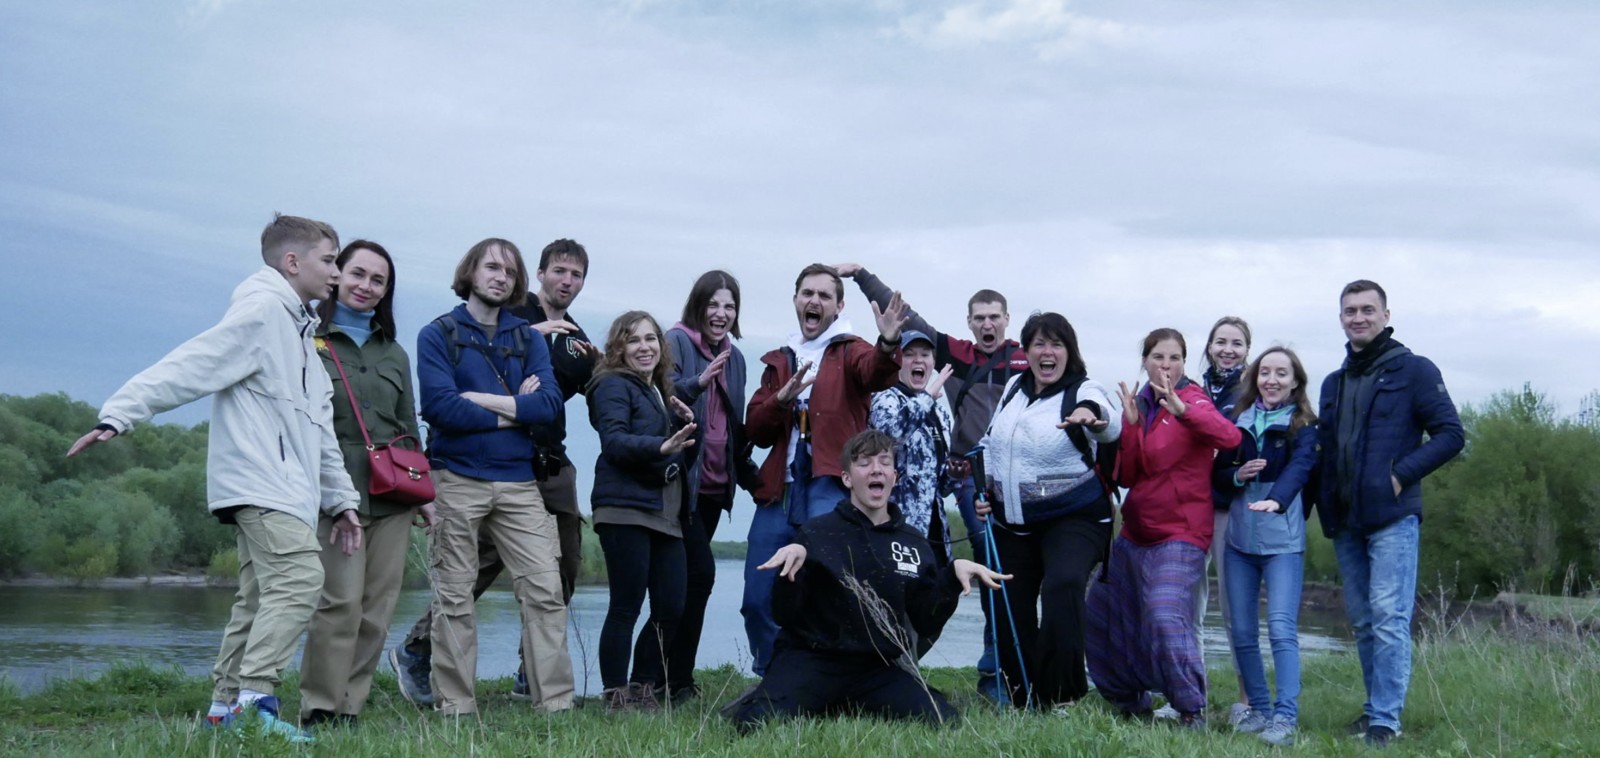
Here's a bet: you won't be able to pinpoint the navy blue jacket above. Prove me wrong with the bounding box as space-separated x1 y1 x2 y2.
1205 367 1245 511
586 371 694 513
1316 342 1464 535
417 304 562 482
1214 406 1319 554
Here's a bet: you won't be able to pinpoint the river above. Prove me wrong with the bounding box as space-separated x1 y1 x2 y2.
0 560 1350 695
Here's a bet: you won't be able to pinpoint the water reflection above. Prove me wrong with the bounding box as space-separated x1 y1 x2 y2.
0 560 1349 695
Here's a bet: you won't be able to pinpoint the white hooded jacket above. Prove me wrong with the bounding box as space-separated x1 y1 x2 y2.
99 266 359 528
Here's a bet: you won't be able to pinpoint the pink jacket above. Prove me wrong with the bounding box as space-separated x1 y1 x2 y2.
1115 381 1242 551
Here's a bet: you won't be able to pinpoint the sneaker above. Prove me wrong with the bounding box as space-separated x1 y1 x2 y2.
628 682 662 713
1176 712 1207 732
1153 703 1180 721
242 696 315 744
1365 725 1398 747
976 673 1005 705
1259 717 1297 747
511 670 531 701
602 686 635 714
718 682 762 721
1234 708 1271 734
204 703 241 728
1227 702 1251 728
387 646 434 707
1346 714 1371 737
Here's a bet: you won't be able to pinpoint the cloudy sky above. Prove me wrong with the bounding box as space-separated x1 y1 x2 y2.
4 1 1598 528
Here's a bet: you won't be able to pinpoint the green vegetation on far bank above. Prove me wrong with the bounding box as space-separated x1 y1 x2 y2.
2 618 1596 756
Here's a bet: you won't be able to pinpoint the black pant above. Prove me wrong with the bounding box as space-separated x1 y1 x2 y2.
729 647 958 731
636 491 725 693
988 509 1111 707
596 522 687 689
401 466 582 659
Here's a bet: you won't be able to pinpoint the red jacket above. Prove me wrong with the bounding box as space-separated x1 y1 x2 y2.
746 336 900 504
1115 381 1242 551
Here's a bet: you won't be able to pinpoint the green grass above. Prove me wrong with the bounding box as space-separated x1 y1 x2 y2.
1497 592 1600 627
2 619 1596 757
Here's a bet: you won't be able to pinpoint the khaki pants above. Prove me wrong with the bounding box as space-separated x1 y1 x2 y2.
210 506 324 702
430 470 572 715
299 511 413 717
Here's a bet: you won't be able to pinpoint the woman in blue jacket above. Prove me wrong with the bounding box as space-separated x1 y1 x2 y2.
586 311 699 712
1213 346 1318 747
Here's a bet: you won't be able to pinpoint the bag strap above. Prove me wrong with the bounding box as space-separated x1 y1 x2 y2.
949 343 1013 415
325 341 376 449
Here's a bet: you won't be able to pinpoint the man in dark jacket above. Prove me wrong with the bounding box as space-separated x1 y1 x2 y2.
1316 280 1464 747
727 430 1008 732
741 263 905 675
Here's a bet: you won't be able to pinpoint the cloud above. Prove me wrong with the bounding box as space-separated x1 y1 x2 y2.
896 0 1133 57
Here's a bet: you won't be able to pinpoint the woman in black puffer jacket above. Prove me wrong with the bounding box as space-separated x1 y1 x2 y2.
586 310 698 713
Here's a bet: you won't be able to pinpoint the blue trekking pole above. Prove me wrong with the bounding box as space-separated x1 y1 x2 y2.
968 447 1033 711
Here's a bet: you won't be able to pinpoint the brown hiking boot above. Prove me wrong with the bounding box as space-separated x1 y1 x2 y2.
602 687 634 714
628 682 661 713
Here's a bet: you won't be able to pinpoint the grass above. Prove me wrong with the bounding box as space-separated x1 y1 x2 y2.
2 616 1596 757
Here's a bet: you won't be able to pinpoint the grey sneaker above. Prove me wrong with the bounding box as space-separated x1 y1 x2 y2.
1227 702 1251 727
1153 703 1180 720
1234 708 1271 734
1260 716 1296 746
387 646 434 707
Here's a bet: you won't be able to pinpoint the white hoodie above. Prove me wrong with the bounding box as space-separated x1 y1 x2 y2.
99 266 359 528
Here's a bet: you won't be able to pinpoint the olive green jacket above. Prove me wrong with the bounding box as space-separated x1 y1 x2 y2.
315 324 422 519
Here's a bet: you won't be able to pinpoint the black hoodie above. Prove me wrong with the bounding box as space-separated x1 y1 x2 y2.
772 499 964 664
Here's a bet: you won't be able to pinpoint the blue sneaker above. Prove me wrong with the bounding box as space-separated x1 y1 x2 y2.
247 697 315 743
387 645 434 707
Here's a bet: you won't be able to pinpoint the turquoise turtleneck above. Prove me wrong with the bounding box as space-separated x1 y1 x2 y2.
332 300 375 347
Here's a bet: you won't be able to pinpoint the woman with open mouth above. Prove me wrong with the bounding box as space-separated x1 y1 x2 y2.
1085 328 1242 731
973 312 1122 710
586 311 699 713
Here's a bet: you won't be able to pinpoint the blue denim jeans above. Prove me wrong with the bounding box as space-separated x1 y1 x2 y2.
740 475 846 676
1223 547 1303 722
1332 515 1419 732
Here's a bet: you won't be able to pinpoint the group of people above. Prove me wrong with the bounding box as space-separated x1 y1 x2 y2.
67 215 1464 748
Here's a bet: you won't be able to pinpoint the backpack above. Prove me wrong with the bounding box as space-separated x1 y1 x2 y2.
431 313 531 368
995 376 1121 503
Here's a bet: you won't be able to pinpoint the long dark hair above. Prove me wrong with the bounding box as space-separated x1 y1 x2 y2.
680 270 742 340
1232 346 1318 431
316 239 398 338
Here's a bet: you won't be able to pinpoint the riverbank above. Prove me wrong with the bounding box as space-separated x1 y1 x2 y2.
1 616 1594 756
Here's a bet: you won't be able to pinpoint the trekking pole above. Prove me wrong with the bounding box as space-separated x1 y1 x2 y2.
984 518 1033 710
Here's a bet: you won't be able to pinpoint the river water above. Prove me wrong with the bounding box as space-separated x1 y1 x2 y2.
0 560 1349 696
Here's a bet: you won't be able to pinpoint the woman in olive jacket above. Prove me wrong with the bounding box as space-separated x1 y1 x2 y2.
300 240 434 727
586 310 699 712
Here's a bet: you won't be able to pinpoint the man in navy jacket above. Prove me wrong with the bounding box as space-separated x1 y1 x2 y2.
414 238 571 716
1316 280 1463 747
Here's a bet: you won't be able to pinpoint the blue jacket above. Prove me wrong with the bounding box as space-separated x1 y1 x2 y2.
1204 366 1245 510
1315 339 1464 535
417 304 562 482
587 371 694 513
1214 405 1318 555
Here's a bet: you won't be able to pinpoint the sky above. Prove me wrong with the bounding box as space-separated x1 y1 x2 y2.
4 0 1599 533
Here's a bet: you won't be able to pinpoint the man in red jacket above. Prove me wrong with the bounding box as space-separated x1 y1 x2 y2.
740 263 905 675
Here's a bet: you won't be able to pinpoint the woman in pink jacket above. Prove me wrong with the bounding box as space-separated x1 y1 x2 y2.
1084 328 1242 730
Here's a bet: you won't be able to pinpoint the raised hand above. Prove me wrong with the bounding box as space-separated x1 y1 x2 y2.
330 510 364 557
660 422 698 455
1058 406 1108 432
871 291 909 345
952 559 1012 595
1118 381 1141 426
757 544 808 581
1236 458 1268 482
698 349 732 388
573 340 601 362
530 320 576 337
926 364 956 400
775 360 818 404
1150 375 1187 417
831 262 862 278
66 427 117 458
669 396 695 423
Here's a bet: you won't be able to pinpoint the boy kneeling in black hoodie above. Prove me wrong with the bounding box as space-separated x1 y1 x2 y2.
727 429 1010 731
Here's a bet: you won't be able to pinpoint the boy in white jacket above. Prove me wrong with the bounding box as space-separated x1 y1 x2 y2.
68 214 363 742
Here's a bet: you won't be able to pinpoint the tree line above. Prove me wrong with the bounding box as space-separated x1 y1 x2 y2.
2 389 1596 596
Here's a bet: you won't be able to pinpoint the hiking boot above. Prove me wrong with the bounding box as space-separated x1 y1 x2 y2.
1259 717 1296 747
659 682 701 706
1365 725 1398 748
511 669 531 701
1346 714 1371 737
1227 702 1251 728
602 686 635 714
387 646 434 707
976 673 1005 705
628 682 662 713
1234 708 1271 734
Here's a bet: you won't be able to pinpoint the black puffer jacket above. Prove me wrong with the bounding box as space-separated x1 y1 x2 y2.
586 371 695 512
773 500 963 663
